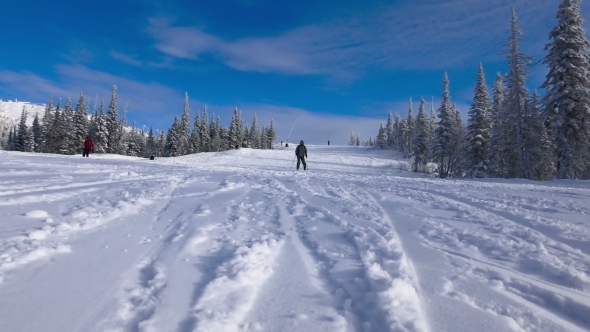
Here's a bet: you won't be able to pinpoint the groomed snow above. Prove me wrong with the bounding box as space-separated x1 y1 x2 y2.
0 145 588 332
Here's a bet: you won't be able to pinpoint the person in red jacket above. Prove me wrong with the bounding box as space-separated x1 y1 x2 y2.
83 136 94 157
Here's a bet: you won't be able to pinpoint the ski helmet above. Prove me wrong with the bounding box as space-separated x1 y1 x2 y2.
300 140 304 145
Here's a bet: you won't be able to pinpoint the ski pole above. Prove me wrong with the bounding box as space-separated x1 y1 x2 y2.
290 156 296 168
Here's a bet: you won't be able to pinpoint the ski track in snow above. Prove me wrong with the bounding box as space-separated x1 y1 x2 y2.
0 148 589 332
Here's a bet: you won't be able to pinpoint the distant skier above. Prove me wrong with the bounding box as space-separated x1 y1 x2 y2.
83 136 94 157
295 140 307 170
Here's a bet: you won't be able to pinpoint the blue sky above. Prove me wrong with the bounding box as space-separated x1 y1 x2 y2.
0 0 585 144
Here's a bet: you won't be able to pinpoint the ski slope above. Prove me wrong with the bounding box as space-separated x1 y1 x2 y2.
0 145 588 332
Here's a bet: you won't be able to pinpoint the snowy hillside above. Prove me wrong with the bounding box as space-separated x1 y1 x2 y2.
0 99 45 123
0 146 588 332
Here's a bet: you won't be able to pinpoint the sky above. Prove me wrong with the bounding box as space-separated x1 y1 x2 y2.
0 0 586 144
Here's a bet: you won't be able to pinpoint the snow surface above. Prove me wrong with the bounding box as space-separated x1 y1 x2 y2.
0 100 45 125
0 145 588 332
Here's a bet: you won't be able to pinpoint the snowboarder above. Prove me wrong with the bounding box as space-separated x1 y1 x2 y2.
295 140 307 170
83 136 94 157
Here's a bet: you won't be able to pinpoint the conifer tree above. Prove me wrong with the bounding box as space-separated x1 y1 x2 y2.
189 109 201 154
527 91 556 180
267 119 277 149
542 0 590 179
412 98 430 172
32 113 42 152
463 64 492 178
403 98 416 156
49 100 62 154
488 74 509 177
200 107 210 152
349 131 356 146
40 98 54 153
94 100 108 153
180 93 191 155
106 85 119 154
393 114 403 151
505 8 532 178
146 126 156 157
251 114 260 149
210 115 221 151
386 111 394 147
434 73 455 177
229 108 240 148
376 123 387 149
449 104 466 177
5 127 14 151
165 117 181 157
16 108 28 152
72 93 89 154
356 134 360 146
60 97 75 154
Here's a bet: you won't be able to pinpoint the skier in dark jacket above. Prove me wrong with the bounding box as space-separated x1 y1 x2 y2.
295 140 307 170
83 136 94 157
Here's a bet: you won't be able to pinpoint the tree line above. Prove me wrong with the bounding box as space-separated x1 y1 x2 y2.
3 87 277 157
357 1 590 180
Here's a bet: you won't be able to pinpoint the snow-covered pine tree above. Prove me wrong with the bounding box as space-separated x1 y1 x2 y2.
24 127 34 152
60 97 75 154
386 111 394 147
393 114 403 151
165 117 181 157
106 85 119 154
504 8 533 178
40 98 55 153
250 114 260 149
189 109 201 154
32 113 42 152
88 96 98 141
356 134 360 146
267 119 277 149
463 64 492 178
527 91 556 180
349 131 355 146
180 93 191 155
487 73 509 177
542 0 590 179
403 99 416 157
116 102 129 155
200 107 210 152
210 115 221 152
428 102 437 161
94 99 108 153
146 126 156 157
412 98 430 173
434 73 455 178
259 126 268 149
5 127 14 151
156 130 165 156
72 93 89 154
228 108 240 149
449 104 466 177
49 100 62 154
376 123 387 149
15 108 28 152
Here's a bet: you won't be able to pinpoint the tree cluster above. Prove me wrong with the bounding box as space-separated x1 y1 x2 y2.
364 1 590 180
4 87 278 158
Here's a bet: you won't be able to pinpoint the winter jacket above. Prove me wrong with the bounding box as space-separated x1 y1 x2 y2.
295 144 307 158
84 139 94 150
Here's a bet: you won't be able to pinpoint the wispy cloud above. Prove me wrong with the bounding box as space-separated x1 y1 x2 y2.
110 51 142 66
147 0 571 79
0 65 184 126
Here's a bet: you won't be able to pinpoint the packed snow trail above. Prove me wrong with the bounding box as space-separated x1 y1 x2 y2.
0 146 588 331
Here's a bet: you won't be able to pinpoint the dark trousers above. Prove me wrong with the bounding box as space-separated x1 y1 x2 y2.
83 148 90 157
297 156 306 170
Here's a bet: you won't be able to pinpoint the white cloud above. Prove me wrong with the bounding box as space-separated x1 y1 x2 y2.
110 51 142 66
147 0 572 78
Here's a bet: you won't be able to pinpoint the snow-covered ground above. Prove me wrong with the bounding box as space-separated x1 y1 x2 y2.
0 145 588 332
0 100 45 123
